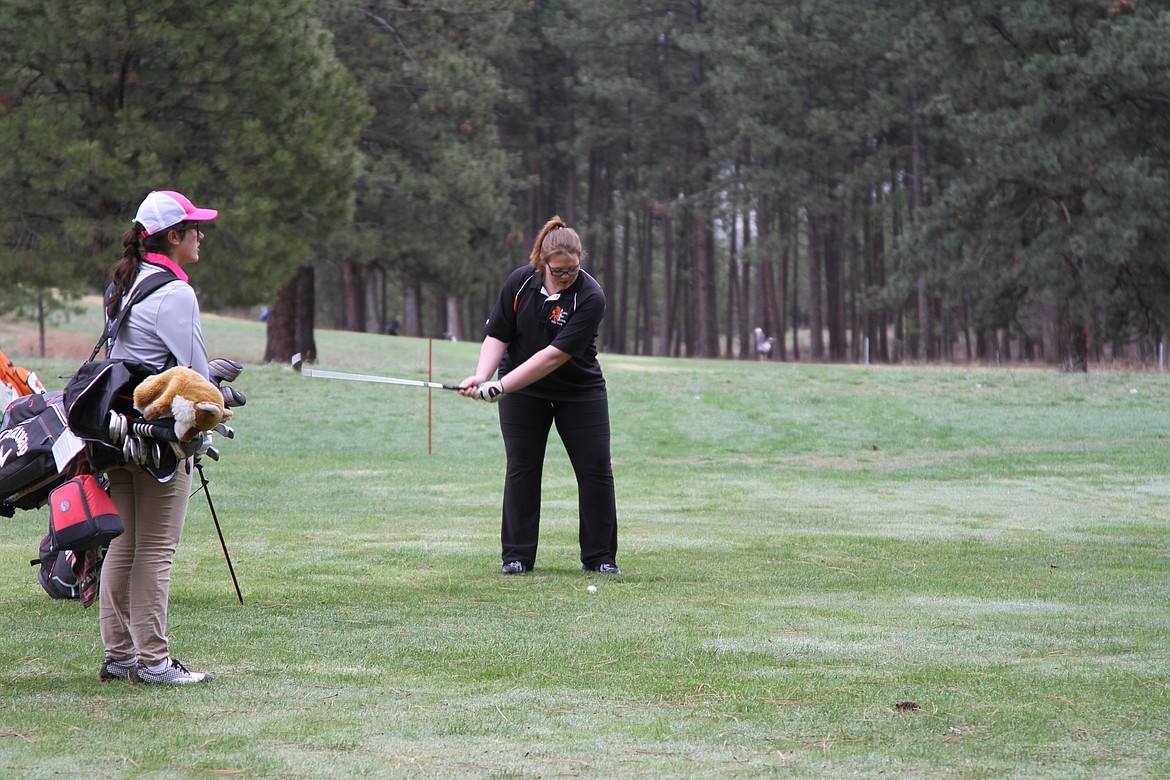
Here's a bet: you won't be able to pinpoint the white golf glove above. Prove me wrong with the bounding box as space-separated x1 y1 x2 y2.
476 380 506 403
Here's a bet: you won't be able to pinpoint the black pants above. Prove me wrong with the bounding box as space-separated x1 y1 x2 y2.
498 391 618 570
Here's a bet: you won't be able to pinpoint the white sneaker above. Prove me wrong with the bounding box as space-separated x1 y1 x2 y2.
130 658 214 685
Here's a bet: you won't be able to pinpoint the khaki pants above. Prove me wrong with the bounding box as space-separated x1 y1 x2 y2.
99 459 192 666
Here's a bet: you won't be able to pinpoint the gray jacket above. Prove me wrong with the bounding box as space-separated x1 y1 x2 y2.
108 265 209 379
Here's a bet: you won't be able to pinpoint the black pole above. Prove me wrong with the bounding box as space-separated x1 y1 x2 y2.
192 461 244 605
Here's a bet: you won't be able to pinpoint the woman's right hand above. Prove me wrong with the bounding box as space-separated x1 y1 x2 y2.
458 375 485 398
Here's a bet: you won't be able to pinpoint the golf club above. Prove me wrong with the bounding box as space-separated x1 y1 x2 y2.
291 353 459 391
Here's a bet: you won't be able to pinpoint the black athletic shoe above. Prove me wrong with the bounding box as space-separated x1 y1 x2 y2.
501 561 526 575
583 562 623 575
99 657 137 682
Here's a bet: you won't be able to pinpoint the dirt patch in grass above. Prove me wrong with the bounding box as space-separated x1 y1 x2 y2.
0 321 94 361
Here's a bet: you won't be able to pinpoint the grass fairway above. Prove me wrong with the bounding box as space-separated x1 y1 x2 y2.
1 310 1168 778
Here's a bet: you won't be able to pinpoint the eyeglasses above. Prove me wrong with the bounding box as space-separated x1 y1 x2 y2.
177 222 204 237
547 264 580 278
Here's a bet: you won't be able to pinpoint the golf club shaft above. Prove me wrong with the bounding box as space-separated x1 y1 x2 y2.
297 363 458 390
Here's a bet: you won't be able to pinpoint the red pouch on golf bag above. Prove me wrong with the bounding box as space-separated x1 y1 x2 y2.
49 474 123 551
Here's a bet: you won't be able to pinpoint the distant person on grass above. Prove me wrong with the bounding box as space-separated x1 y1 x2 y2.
459 216 622 577
754 327 774 360
98 190 220 685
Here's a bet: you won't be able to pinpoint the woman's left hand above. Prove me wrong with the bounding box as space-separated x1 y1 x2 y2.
474 380 506 402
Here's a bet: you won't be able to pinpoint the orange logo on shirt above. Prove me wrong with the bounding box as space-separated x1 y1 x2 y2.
548 305 567 326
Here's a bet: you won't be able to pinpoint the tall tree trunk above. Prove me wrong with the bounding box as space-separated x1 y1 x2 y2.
726 201 738 358
738 204 753 360
849 204 861 362
776 237 789 362
366 264 384 334
433 295 447 339
404 280 421 338
563 53 577 225
756 203 770 344
760 260 778 360
676 216 693 357
616 199 632 354
341 260 365 332
808 214 825 359
373 262 389 334
264 264 316 364
295 267 315 360
688 0 718 358
1056 292 1089 373
824 213 845 361
870 187 890 362
637 208 653 356
585 152 600 280
758 208 777 359
790 222 801 362
659 206 674 357
772 204 788 362
890 158 904 362
910 86 929 360
962 295 974 361
693 207 718 357
445 297 462 341
862 196 876 362
528 150 544 238
603 182 618 353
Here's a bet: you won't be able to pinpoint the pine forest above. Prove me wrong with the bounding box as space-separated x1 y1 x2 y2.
2 0 1167 370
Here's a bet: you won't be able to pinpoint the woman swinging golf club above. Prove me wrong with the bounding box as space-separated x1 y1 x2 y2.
459 216 622 576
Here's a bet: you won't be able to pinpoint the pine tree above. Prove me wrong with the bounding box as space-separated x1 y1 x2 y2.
0 0 369 367
317 0 520 337
909 2 1170 369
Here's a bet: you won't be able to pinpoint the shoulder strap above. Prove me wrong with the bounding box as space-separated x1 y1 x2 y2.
87 271 179 362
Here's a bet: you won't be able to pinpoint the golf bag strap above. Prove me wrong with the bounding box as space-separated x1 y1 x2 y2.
88 270 179 362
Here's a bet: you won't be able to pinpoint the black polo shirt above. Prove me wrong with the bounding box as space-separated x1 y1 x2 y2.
483 265 607 400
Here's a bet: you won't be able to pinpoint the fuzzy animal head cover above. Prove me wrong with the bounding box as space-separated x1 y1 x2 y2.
133 366 233 442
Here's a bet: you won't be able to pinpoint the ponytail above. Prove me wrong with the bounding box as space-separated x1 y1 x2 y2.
107 228 144 320
529 215 583 270
107 221 185 319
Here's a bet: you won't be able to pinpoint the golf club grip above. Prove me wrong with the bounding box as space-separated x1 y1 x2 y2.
128 420 181 442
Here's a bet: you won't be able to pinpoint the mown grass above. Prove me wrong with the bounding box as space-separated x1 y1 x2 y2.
1 307 1168 778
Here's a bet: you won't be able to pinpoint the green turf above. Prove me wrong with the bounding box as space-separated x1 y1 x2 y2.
1 312 1167 778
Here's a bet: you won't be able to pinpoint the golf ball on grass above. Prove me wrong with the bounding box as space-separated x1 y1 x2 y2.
586 585 597 593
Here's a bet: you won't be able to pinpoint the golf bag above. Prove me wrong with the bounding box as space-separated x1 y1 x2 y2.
1 271 180 517
63 358 161 466
48 474 123 551
0 391 74 515
31 534 81 600
0 347 45 400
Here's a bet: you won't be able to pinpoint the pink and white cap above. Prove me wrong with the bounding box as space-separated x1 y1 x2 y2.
134 190 218 236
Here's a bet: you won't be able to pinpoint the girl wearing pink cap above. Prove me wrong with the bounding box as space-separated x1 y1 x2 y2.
97 190 218 685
